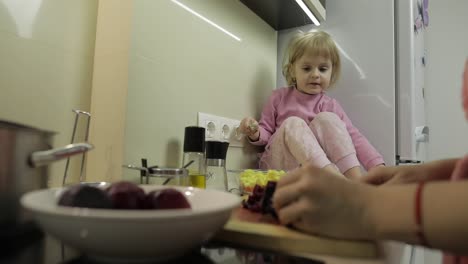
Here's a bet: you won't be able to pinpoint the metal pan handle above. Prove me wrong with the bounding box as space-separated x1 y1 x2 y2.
29 143 94 168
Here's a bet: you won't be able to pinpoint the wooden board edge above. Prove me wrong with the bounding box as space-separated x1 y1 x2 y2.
215 221 379 259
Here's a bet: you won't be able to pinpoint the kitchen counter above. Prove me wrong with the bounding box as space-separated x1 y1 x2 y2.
2 228 400 264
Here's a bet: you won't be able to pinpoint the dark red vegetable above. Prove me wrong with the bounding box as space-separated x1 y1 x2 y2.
106 181 146 209
145 189 191 210
242 181 277 218
58 185 113 209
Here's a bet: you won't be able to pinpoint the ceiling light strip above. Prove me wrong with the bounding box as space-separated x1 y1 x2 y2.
171 0 241 42
295 0 321 26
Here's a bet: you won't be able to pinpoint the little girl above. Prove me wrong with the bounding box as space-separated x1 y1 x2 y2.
240 30 384 179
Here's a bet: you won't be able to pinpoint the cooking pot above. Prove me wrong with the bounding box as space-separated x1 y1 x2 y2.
0 120 93 227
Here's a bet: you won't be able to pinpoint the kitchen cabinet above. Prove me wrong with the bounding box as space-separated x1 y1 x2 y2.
240 0 326 30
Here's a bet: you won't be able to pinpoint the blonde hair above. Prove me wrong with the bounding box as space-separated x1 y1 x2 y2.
282 30 341 88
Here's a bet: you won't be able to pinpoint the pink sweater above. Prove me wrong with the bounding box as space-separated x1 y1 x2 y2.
251 87 385 170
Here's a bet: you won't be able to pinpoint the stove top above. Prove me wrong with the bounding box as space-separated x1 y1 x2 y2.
1 224 324 264
0 222 44 264
61 252 215 264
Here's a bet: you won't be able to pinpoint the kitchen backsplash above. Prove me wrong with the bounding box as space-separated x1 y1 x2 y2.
0 0 277 184
0 0 97 187
121 0 278 181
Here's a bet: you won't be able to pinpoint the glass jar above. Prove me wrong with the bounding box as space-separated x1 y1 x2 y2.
183 152 206 189
206 159 227 191
182 126 206 189
205 141 229 191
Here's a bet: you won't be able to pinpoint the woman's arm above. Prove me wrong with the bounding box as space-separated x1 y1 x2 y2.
363 159 459 185
369 180 468 254
273 164 468 255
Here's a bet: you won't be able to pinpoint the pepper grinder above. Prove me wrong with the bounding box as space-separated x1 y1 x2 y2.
205 140 229 191
182 126 206 189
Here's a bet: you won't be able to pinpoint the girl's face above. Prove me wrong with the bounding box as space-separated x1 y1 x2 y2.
292 53 332 95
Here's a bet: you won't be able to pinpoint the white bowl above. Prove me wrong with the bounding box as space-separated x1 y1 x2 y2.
21 185 241 263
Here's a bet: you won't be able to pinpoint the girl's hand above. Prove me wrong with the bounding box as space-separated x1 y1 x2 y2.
239 117 260 141
272 163 376 240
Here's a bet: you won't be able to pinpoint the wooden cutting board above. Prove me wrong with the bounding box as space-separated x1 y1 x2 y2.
213 207 379 259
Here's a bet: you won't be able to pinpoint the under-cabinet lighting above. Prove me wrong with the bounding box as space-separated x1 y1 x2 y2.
171 0 242 42
2 0 43 38
295 0 320 26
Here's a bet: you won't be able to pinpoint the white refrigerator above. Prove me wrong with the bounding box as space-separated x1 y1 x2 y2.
277 0 434 263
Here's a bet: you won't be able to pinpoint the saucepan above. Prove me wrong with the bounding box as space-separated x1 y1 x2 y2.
0 119 93 227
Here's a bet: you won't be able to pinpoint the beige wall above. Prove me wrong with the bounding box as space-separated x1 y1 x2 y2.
122 0 277 182
85 0 133 183
0 0 277 185
0 0 98 187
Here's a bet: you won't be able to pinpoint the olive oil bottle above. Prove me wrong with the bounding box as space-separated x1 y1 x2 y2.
188 173 206 189
182 126 206 189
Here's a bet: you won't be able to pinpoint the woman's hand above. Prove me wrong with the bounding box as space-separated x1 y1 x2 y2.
368 164 385 173
239 117 260 141
272 163 376 240
361 165 425 185
462 59 468 120
361 159 458 185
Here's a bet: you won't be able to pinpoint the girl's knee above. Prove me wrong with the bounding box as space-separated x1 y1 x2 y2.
312 112 343 127
281 116 308 129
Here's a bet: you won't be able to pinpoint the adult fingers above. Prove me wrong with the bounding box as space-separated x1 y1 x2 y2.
273 166 320 210
290 217 317 235
360 168 393 185
272 179 302 211
276 167 301 188
275 197 309 225
274 165 327 215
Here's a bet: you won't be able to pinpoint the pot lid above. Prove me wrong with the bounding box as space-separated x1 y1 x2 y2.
148 167 188 177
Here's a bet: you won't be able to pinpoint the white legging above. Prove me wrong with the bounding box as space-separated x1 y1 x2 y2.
259 112 360 173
